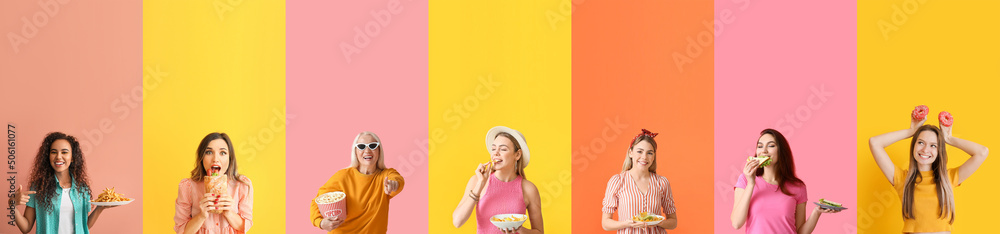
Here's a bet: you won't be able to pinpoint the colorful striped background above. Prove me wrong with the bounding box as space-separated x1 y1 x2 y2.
3 0 999 233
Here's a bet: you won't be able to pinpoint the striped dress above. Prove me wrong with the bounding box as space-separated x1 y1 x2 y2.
602 172 677 234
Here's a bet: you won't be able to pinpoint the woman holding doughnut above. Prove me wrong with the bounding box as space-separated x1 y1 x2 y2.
869 106 988 233
311 131 405 234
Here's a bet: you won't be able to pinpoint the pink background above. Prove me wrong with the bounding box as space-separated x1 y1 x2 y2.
0 0 142 233
285 0 429 233
713 0 857 233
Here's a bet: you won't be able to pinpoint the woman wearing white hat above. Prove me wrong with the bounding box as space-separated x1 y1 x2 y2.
452 126 544 234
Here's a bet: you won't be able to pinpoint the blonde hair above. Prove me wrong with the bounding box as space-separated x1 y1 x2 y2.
621 136 657 173
349 131 387 170
494 132 526 178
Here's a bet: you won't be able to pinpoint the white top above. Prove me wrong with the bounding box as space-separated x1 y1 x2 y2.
59 188 75 234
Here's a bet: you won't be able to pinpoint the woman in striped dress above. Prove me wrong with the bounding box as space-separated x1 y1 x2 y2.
601 129 678 234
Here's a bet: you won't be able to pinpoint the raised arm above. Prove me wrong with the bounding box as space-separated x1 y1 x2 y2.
731 159 760 229
869 115 924 185
942 120 989 184
453 162 490 228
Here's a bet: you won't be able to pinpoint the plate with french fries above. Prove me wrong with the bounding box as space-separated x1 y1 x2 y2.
91 187 133 206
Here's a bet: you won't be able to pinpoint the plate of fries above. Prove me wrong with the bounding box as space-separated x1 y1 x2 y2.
91 187 133 206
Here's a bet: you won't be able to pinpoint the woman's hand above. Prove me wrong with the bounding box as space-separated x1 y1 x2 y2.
941 118 954 144
742 159 760 185
499 225 539 234
626 220 647 229
910 113 926 134
214 193 238 213
10 185 34 206
472 162 493 194
384 178 399 195
198 193 221 217
320 216 344 232
814 206 840 214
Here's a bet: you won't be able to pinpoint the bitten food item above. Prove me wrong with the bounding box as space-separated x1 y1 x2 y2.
819 198 843 208
912 105 929 120
486 159 499 171
939 111 953 127
204 167 228 214
747 156 772 167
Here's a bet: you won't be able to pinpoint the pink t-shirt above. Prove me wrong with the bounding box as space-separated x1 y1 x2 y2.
734 174 807 234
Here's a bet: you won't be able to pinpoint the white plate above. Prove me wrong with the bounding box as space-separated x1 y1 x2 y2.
91 200 133 206
633 214 665 226
490 214 528 231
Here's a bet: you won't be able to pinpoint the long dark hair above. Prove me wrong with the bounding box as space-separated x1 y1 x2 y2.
902 125 954 223
190 132 245 184
28 132 92 213
756 129 804 196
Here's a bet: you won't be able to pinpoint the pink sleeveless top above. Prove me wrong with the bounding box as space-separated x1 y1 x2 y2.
476 175 526 234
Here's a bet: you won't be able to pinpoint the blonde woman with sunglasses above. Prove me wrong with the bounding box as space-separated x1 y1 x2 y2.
310 132 405 234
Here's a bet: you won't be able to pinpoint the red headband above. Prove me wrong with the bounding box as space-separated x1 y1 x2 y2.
631 129 658 144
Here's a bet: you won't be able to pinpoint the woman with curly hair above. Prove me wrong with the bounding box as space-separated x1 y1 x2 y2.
9 132 117 234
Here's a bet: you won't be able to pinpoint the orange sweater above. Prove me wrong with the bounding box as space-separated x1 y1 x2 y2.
310 168 405 234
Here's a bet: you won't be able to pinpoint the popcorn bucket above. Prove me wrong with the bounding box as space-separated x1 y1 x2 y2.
316 191 346 220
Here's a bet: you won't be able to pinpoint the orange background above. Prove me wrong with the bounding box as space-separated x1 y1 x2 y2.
570 0 714 233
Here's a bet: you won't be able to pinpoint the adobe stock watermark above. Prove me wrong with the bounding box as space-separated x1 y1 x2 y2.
394 74 500 178
7 0 71 54
546 0 587 31
238 108 296 163
214 0 246 21
716 84 834 205
673 0 752 74
442 75 501 130
78 64 168 155
877 0 929 41
572 116 629 173
856 188 897 234
340 0 412 64
535 116 630 209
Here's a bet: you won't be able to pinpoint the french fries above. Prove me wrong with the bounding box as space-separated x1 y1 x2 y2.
92 187 131 202
491 215 526 222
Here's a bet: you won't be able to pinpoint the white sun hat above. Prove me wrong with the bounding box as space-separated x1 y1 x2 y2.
485 126 530 168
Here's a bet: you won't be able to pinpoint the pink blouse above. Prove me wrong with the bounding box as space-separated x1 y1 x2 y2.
174 176 254 234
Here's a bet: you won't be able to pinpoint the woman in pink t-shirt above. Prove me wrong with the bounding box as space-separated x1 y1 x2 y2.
601 129 678 234
730 129 839 234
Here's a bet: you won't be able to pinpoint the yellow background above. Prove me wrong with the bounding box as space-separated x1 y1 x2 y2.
143 0 287 233
429 0 572 233
858 1 1000 233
